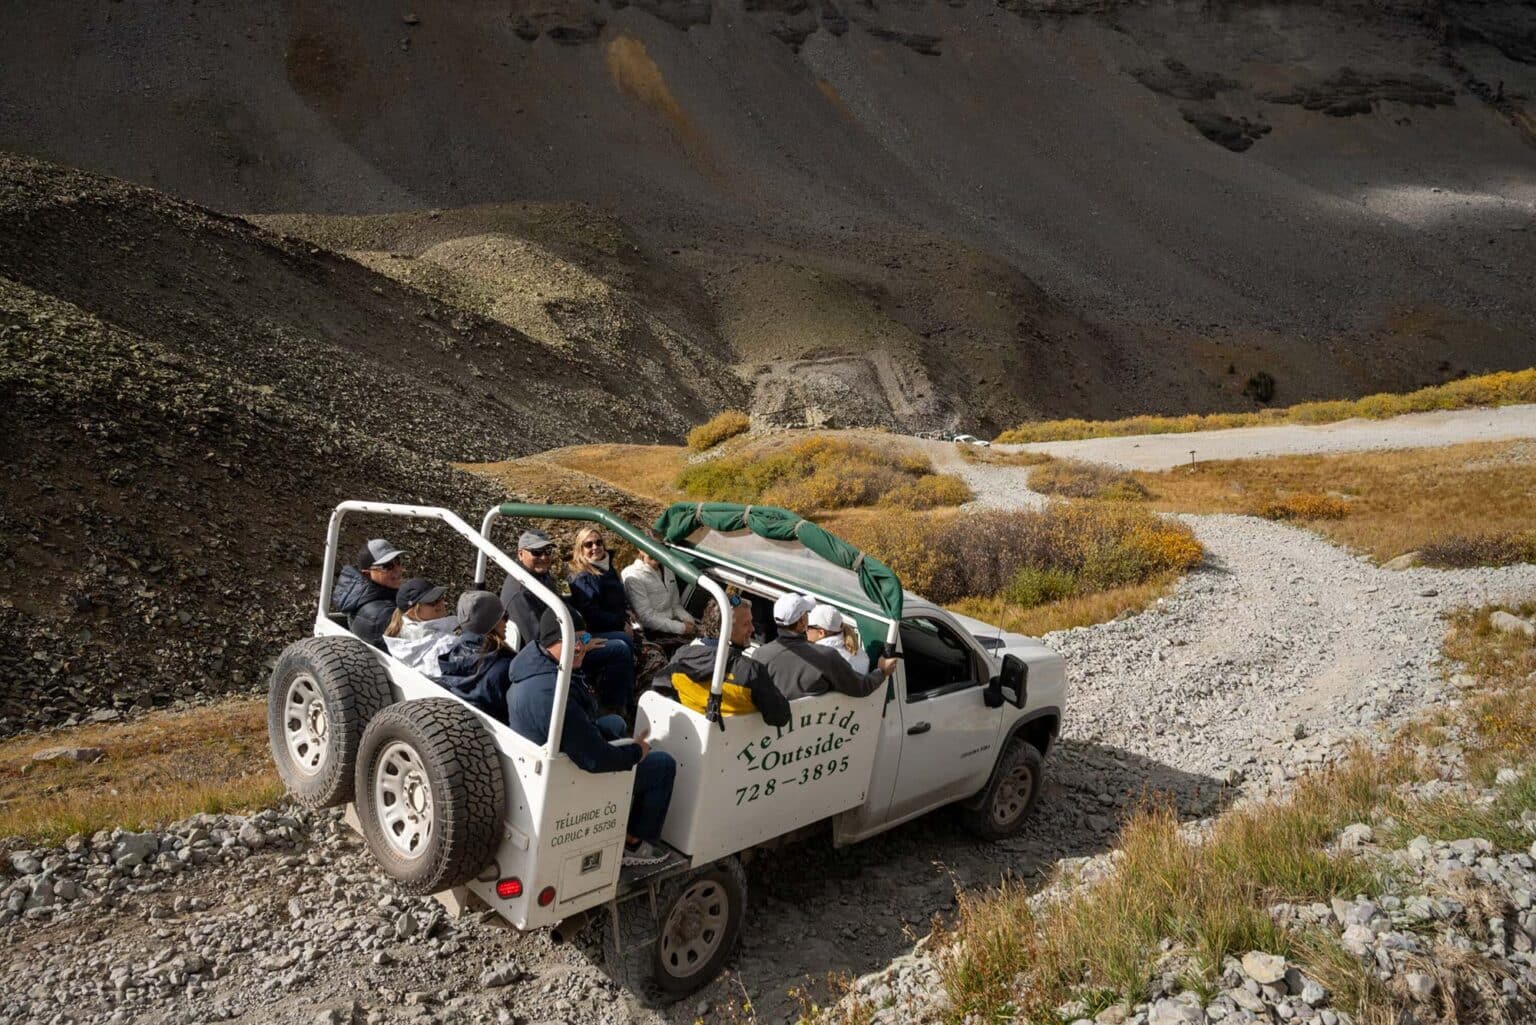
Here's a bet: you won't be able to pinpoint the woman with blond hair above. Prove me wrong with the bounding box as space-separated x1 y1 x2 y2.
382 578 457 678
566 526 639 711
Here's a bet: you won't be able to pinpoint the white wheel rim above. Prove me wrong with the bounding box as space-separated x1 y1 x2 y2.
283 673 329 777
374 741 434 860
658 878 730 979
993 759 1035 828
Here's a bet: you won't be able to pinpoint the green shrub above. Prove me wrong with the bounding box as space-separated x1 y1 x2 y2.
686 410 751 452
1004 567 1077 608
1243 371 1277 403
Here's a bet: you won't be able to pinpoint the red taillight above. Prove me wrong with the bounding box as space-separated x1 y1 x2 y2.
537 886 556 907
495 878 522 899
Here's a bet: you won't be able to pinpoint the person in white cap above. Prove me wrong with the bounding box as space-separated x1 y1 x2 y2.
751 594 897 701
806 605 871 674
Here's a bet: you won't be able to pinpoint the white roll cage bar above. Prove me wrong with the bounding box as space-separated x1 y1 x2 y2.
317 501 581 757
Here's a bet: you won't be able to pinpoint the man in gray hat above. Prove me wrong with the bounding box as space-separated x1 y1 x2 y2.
501 528 634 712
331 538 406 649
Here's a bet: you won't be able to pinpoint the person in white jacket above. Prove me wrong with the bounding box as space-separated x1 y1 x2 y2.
621 552 696 645
382 578 459 679
806 604 871 674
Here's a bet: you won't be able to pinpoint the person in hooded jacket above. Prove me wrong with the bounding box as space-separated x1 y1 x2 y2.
331 539 406 649
508 607 675 867
435 591 516 723
382 578 458 678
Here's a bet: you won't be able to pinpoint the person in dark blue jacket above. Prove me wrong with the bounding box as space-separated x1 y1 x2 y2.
508 608 675 867
331 538 406 649
565 526 638 710
435 591 515 723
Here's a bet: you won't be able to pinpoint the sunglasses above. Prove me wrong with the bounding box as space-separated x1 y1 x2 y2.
579 631 592 645
727 594 743 608
581 540 606 549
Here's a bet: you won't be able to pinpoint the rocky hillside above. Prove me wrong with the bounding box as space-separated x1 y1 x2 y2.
3 1 1535 431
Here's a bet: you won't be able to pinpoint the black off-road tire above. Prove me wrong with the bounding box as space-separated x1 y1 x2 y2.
354 698 505 896
960 737 1045 841
651 856 748 997
267 636 394 809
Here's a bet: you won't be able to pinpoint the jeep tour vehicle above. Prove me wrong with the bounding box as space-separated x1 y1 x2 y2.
268 499 1065 996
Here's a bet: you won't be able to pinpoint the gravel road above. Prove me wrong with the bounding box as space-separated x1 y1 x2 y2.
6 442 1536 1025
1002 403 1536 470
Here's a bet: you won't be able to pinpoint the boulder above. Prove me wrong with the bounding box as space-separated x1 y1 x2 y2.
1241 951 1288 985
31 746 105 764
1490 611 1535 639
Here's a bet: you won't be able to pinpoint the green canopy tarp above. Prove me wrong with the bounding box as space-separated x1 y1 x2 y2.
654 501 904 622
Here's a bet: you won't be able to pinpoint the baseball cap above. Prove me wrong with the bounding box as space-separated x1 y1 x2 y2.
357 538 406 570
537 606 587 649
517 529 556 552
396 578 447 611
773 593 815 627
808 605 844 632
456 591 505 636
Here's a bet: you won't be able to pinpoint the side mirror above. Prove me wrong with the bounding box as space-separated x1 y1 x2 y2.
1000 654 1028 709
982 677 1005 709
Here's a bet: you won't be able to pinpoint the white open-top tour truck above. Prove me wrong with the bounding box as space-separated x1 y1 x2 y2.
268 499 1066 996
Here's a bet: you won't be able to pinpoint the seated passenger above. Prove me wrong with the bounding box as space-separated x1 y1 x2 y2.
565 526 640 709
331 539 406 649
806 605 871 674
509 608 676 867
383 578 458 678
436 591 516 723
753 594 897 701
501 528 636 712
651 600 789 727
621 547 697 652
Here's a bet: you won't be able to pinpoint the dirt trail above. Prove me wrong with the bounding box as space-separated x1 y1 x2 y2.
1001 403 1536 471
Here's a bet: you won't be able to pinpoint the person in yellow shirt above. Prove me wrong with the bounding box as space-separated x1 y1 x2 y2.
650 599 790 726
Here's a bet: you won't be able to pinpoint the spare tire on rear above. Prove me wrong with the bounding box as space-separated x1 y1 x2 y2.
268 636 395 809
355 698 505 895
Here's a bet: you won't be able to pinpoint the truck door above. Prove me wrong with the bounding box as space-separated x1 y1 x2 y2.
888 615 1003 822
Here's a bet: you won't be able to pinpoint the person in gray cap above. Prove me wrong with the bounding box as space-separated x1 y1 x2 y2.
330 538 406 649
752 593 896 701
499 529 560 647
500 527 635 713
435 591 516 723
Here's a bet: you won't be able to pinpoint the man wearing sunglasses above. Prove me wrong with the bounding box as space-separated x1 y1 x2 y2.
331 538 406 649
508 608 676 867
651 598 790 726
501 528 635 713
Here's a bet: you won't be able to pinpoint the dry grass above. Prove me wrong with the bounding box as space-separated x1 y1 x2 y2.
934 601 1536 1024
535 443 690 503
1030 459 1150 501
948 575 1177 636
675 436 971 515
1136 440 1536 564
0 698 280 846
998 367 1536 443
687 410 751 452
956 446 1052 467
831 505 1202 605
